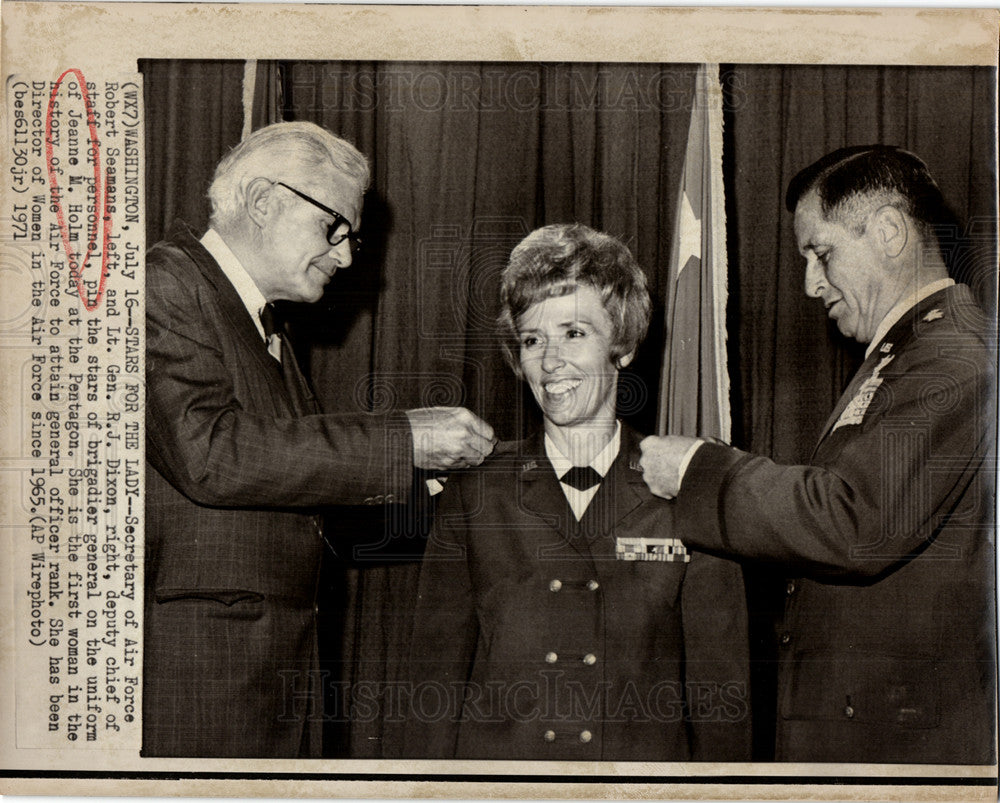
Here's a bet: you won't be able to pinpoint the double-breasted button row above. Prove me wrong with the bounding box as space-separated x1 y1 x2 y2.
547 579 600 592
362 493 396 505
543 652 598 665
542 729 593 743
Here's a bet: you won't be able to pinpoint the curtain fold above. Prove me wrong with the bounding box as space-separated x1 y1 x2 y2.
140 60 246 244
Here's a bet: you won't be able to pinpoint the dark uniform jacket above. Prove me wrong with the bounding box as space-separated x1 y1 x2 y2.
143 223 412 758
678 284 996 763
403 425 752 761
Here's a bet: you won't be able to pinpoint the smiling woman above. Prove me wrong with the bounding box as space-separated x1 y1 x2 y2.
401 224 752 761
502 225 650 463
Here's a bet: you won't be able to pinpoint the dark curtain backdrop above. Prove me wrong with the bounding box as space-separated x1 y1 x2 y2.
142 60 997 760
141 60 247 243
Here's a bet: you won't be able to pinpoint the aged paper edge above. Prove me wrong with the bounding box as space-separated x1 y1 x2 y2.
1 1 998 800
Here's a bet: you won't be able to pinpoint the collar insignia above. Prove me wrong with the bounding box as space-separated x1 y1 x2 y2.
923 308 944 323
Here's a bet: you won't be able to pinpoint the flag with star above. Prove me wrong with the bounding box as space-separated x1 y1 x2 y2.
656 64 730 442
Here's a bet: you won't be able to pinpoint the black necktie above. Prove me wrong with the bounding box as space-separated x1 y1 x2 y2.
560 465 602 491
259 303 317 416
259 303 283 362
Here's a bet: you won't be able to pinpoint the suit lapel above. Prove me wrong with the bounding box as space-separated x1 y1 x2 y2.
518 435 579 549
168 224 311 414
517 426 648 561
174 226 270 357
574 427 646 559
279 337 321 416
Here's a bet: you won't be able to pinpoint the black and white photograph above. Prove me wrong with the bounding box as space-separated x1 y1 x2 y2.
1 4 998 801
139 54 997 762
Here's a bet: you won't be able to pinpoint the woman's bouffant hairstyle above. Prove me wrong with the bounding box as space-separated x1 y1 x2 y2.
498 223 652 375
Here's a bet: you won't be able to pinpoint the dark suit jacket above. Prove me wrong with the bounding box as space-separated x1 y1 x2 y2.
403 425 752 761
678 284 996 763
143 223 413 758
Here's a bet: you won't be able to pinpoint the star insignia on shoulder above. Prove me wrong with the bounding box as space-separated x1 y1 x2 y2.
923 309 944 322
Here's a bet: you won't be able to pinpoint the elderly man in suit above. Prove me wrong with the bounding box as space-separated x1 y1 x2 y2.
639 145 995 763
143 121 494 758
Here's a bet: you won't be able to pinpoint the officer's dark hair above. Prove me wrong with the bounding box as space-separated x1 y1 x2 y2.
785 145 957 244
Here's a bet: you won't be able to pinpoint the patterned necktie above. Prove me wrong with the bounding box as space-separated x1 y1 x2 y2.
560 465 602 491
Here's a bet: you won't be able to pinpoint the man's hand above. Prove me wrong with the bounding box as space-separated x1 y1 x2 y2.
406 407 497 471
638 435 701 499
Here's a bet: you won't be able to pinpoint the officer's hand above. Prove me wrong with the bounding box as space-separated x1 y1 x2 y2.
638 435 700 499
405 407 497 471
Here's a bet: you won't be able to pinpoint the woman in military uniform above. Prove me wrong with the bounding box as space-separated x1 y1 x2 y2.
403 224 751 761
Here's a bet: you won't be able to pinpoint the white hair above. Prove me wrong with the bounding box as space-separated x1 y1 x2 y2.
207 121 370 227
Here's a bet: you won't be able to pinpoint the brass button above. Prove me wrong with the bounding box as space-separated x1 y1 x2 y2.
586 580 600 591
844 705 855 718
545 651 558 664
582 653 597 666
579 730 592 743
384 493 395 503
780 633 791 645
544 730 556 742
786 581 796 595
549 579 562 592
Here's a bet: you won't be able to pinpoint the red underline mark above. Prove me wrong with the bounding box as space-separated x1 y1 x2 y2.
45 68 112 312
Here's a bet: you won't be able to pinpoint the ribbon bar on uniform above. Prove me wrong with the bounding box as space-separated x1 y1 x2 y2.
615 536 690 563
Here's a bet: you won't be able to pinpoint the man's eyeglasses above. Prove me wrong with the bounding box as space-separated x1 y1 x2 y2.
274 181 361 251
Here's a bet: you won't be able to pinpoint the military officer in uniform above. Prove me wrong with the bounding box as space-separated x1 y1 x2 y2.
639 145 996 763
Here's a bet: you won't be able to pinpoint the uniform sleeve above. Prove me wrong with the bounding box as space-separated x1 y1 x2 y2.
676 344 993 579
401 476 479 758
145 251 414 507
681 551 752 761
